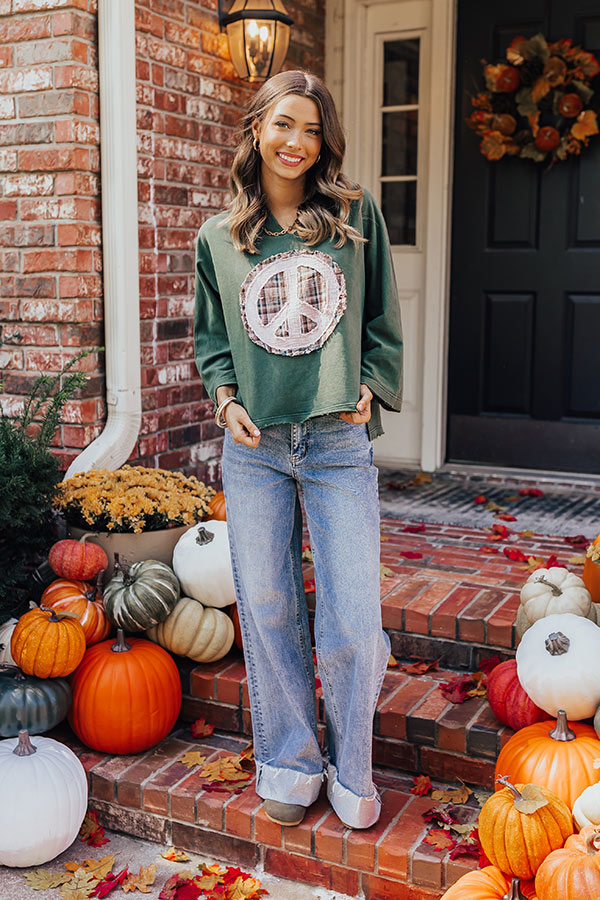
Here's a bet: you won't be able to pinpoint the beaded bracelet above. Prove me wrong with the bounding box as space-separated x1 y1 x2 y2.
215 395 237 428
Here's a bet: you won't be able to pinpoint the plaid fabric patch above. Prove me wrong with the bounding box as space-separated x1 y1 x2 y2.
240 249 347 357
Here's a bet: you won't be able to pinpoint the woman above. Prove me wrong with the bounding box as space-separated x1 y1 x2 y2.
194 69 403 830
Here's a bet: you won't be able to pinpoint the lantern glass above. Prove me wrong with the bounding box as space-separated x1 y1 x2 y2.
223 0 292 82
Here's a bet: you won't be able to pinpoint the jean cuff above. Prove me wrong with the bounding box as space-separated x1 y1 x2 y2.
255 761 324 806
326 763 381 829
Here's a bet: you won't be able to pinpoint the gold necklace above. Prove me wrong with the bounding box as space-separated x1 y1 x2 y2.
264 214 299 236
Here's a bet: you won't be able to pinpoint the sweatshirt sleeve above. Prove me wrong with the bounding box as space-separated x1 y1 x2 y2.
193 226 238 405
359 189 404 412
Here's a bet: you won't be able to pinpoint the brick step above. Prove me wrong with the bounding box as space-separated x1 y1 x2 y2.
178 651 511 790
51 721 482 900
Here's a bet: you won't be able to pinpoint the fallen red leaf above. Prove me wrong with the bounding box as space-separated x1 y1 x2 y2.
566 534 588 546
79 811 109 847
448 838 479 860
400 659 440 675
202 783 245 794
472 826 492 868
503 547 528 562
497 514 517 522
91 867 129 898
473 495 487 504
401 551 423 559
519 488 544 497
159 874 201 900
314 675 322 690
487 523 512 541
480 546 500 553
402 523 426 533
411 774 432 796
303 579 315 593
478 656 500 675
424 828 454 851
545 554 567 569
423 805 461 827
191 718 215 738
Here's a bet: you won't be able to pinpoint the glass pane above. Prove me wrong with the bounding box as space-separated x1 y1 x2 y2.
381 181 417 245
383 39 420 106
381 110 418 176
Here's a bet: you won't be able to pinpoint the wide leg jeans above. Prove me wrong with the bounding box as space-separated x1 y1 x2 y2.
221 414 390 828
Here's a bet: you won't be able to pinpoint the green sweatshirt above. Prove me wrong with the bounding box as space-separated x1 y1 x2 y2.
193 188 403 440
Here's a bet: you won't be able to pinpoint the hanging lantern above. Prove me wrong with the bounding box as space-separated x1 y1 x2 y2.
218 0 293 83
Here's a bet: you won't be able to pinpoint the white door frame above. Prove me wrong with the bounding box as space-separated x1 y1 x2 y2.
332 0 457 471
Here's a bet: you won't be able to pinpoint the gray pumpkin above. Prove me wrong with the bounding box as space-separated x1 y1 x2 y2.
103 557 180 631
0 669 71 737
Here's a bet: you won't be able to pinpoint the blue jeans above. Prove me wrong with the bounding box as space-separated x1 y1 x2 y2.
221 415 390 828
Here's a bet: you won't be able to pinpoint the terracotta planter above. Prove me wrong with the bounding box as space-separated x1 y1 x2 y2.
67 524 192 580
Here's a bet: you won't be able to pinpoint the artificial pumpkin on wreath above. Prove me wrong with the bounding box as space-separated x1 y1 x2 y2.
534 826 600 900
494 709 600 809
48 535 108 582
0 729 87 867
69 628 181 754
486 660 546 731
516 567 597 638
440 868 537 899
478 776 573 880
102 556 180 631
516 612 600 719
172 521 236 608
10 606 86 678
0 668 71 738
41 575 111 646
146 595 234 663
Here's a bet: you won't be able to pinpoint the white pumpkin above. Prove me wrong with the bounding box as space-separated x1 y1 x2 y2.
0 729 88 866
516 612 600 720
146 595 234 662
516 567 596 637
0 618 17 666
573 781 600 830
172 521 236 608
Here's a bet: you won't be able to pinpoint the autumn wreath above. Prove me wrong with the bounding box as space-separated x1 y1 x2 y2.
467 33 599 163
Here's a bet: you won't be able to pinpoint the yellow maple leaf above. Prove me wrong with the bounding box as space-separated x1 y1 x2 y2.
122 864 158 893
161 846 190 862
387 653 399 667
23 870 71 890
380 564 395 579
196 872 222 890
65 857 115 880
431 783 472 804
200 756 251 783
572 109 598 141
179 751 207 769
240 742 254 761
227 875 264 899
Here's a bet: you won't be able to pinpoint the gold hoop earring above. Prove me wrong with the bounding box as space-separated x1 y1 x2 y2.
316 154 321 163
253 137 260 152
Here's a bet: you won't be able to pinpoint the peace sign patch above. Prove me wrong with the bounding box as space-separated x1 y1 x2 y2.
239 249 347 356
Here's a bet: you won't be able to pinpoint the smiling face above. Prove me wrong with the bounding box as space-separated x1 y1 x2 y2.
252 93 323 188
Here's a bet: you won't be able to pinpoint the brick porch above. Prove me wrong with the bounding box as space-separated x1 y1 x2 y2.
51 515 582 899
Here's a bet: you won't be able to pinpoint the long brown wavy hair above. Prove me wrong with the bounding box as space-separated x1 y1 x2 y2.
223 70 365 254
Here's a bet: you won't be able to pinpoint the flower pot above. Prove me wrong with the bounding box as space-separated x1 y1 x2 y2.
67 524 192 580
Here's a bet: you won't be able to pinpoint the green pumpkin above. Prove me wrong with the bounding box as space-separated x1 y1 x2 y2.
0 669 72 737
103 557 180 631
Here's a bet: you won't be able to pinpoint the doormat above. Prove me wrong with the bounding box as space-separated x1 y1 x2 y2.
378 468 600 538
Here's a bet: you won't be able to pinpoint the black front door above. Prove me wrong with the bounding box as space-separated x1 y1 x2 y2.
448 0 600 473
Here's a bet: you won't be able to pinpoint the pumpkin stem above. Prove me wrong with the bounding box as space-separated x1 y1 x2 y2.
496 775 523 801
111 628 132 653
13 729 37 757
502 878 527 900
549 709 576 742
85 569 104 602
39 604 62 623
113 553 134 586
39 604 79 622
535 575 562 597
585 830 600 855
545 631 570 655
195 526 215 546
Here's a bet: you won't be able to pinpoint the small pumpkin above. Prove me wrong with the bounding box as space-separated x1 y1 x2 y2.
573 781 600 830
534 826 600 899
495 709 600 809
41 574 111 646
48 535 108 582
207 490 226 521
146 596 234 663
535 126 560 153
0 729 87 866
583 533 600 603
10 606 87 678
0 668 71 738
69 629 181 754
516 568 597 638
486 660 546 731
516 613 600 720
102 555 180 631
229 603 243 652
497 65 520 92
172 522 236 608
558 93 584 118
441 868 537 899
0 617 18 666
479 776 573 880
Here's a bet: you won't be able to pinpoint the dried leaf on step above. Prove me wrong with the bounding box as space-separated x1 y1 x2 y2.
473 495 487 504
380 565 395 579
59 870 97 899
519 530 535 538
411 774 432 796
478 656 500 675
513 784 550 814
303 578 315 594
161 847 190 862
195 871 221 891
451 823 476 837
122 864 158 893
566 534 588 546
519 488 544 497
448 837 480 860
190 718 214 738
485 501 505 512
504 547 528 562
179 751 207 769
301 546 313 562
23 870 72 890
568 555 587 566
431 783 472 804
473 789 491 807
412 471 432 485
503 495 520 502
200 755 251 783
497 514 517 522
79 811 109 847
423 828 454 851
400 551 423 560
228 875 265 899
240 741 254 761
465 672 487 699
67 858 115 880
401 659 440 675
157 871 196 900
403 523 426 533
387 653 399 667
524 556 545 572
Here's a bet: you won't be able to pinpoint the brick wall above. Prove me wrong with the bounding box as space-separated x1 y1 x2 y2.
0 0 325 484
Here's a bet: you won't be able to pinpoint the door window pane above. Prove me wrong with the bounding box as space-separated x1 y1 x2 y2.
381 181 417 245
381 110 418 176
383 39 420 106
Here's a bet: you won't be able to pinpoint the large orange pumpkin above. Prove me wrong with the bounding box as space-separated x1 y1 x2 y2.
441 868 536 899
494 710 600 808
479 777 573 880
48 536 108 582
69 629 182 754
41 577 111 646
10 607 86 678
535 826 600 899
207 490 226 521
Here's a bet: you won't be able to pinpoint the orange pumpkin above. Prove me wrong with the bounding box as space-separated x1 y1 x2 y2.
583 534 600 602
229 603 243 651
48 536 108 582
10 606 86 678
479 776 573 880
535 826 600 899
534 127 560 153
441 867 536 899
41 577 111 646
207 490 226 521
495 710 600 808
69 629 182 754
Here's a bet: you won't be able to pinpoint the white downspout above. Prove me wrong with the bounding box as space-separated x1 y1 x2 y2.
65 0 141 478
